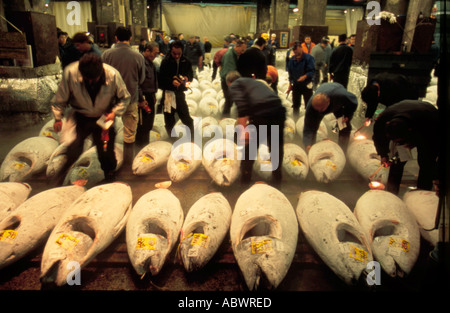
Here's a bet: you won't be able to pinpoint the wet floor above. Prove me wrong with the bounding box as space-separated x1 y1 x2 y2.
0 115 444 297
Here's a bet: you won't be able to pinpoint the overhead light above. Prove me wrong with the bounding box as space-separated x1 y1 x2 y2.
344 10 348 14
293 8 299 13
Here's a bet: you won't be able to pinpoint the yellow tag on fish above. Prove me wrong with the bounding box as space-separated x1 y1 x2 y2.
251 239 273 254
136 236 157 249
56 233 79 250
0 230 17 242
349 245 368 263
222 158 232 165
141 156 153 163
13 162 25 170
326 160 337 171
388 237 410 253
191 233 209 248
77 168 89 179
291 160 302 167
177 163 190 171
285 127 294 133
42 131 53 137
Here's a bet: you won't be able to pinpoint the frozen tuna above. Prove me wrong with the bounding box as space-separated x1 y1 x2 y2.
283 118 296 143
63 143 123 188
178 193 232 272
0 185 85 270
219 118 237 140
230 183 298 290
403 190 439 246
347 138 389 184
39 119 62 141
132 141 172 176
296 190 373 285
202 139 240 186
126 188 183 276
0 136 59 182
354 190 420 277
150 114 170 142
167 142 202 182
308 139 346 183
296 116 328 143
198 96 220 119
46 140 93 179
0 182 32 222
282 143 309 181
40 182 132 286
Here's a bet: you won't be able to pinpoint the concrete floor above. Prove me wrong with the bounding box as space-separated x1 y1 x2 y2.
0 114 443 296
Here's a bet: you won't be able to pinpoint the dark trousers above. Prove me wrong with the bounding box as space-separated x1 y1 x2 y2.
292 81 313 118
162 91 195 141
221 78 233 116
65 113 117 176
338 117 353 152
135 92 156 147
387 147 438 195
212 63 218 80
333 72 349 89
240 114 285 183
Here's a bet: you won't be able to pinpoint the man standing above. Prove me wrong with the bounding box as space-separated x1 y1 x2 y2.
220 39 247 117
372 100 439 195
301 35 315 54
322 37 332 83
329 34 354 88
184 36 203 78
136 42 160 149
237 37 267 80
62 32 102 69
303 83 358 152
158 40 195 140
102 26 146 170
203 37 212 68
52 53 130 183
310 38 328 91
287 41 315 119
227 71 286 185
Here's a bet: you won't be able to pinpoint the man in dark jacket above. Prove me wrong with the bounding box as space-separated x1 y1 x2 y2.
159 40 195 140
372 100 439 195
329 34 353 88
303 83 358 152
184 36 203 78
136 42 160 148
287 41 315 119
361 72 419 123
237 37 267 80
227 71 286 184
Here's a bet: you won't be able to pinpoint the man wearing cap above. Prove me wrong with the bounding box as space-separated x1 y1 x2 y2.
372 100 439 195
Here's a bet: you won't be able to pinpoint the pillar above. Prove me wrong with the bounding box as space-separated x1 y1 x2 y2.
402 0 436 51
256 0 271 34
297 0 327 26
148 0 162 29
271 0 290 29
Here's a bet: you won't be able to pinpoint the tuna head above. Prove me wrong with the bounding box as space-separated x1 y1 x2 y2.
0 182 32 222
308 140 346 183
167 142 202 182
202 139 240 186
354 190 421 278
282 143 309 181
40 216 97 286
132 141 172 176
0 137 59 182
231 184 298 291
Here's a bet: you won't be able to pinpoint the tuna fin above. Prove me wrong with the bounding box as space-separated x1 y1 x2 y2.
112 203 132 238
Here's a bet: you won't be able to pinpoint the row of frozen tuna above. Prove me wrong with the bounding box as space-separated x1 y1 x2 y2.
0 113 388 189
0 181 439 289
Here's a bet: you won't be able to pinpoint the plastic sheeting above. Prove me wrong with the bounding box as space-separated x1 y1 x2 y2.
162 3 253 47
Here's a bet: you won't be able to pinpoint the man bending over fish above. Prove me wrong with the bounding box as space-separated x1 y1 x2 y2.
52 53 131 184
303 82 358 152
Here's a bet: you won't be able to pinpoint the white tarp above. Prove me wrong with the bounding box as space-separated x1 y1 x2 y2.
162 3 253 47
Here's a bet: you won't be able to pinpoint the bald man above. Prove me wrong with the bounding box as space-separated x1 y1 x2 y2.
303 83 358 152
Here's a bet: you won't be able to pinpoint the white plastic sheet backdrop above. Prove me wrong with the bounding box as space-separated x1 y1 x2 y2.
162 3 253 47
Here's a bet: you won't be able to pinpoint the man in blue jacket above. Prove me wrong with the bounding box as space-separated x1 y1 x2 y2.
287 42 315 119
303 83 358 152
